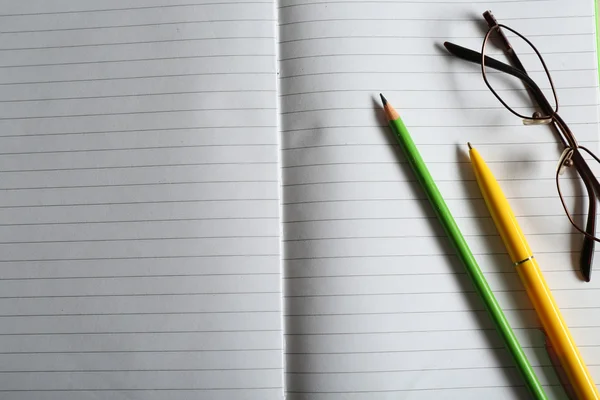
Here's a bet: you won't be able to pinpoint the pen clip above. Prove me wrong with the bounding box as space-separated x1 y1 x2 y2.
543 329 576 400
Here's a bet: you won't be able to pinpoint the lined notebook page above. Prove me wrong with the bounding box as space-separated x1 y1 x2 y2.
0 1 283 399
279 0 600 399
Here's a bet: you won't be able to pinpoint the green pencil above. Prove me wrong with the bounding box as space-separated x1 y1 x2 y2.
380 94 548 400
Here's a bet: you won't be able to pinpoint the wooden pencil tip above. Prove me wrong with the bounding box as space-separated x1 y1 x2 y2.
467 142 472 150
379 93 387 106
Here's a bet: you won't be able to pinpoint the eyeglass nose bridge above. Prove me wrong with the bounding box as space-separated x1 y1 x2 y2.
557 147 575 175
522 111 553 126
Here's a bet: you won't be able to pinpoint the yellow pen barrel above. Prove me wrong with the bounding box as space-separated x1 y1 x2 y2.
469 146 600 400
517 258 598 400
469 147 532 263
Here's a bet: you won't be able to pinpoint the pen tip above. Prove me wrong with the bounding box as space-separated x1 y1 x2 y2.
379 93 387 106
467 142 472 149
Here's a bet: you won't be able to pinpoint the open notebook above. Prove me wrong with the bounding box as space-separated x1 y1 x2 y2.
0 0 598 399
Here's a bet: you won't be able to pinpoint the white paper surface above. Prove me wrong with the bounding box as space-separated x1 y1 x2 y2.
279 0 600 399
0 1 283 399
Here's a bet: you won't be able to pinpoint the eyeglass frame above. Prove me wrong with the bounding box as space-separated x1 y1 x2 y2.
443 11 600 282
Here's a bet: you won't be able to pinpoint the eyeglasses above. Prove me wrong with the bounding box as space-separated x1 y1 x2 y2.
444 11 600 282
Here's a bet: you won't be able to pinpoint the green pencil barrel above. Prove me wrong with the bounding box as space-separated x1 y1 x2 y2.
389 117 548 400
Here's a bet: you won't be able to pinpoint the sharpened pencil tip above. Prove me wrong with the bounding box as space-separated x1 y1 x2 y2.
467 142 472 150
379 93 387 106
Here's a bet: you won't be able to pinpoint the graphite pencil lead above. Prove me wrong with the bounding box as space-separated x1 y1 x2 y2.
379 93 387 105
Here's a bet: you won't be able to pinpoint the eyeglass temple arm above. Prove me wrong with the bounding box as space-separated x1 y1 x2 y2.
443 41 555 114
572 146 600 281
581 177 596 281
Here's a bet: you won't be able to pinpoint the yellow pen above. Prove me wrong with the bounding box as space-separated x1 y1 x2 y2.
468 143 599 400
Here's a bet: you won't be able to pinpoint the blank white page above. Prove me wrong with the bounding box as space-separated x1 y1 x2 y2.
0 1 283 399
279 0 600 399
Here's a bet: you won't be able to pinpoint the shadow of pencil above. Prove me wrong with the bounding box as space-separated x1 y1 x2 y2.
454 145 533 399
372 93 529 398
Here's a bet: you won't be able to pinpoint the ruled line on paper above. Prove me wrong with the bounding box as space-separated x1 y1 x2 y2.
277 15 594 26
0 368 283 373
0 388 285 392
279 86 599 96
280 232 583 241
0 2 275 17
0 2 275 16
0 179 574 195
281 214 585 222
284 386 563 394
0 126 278 138
280 121 598 131
0 310 281 316
278 31 593 43
0 199 281 209
0 181 279 191
282 366 560 374
279 141 595 149
0 349 284 354
0 291 282 300
0 330 282 336
0 107 277 121
281 288 600 297
0 37 277 52
278 50 594 61
0 145 277 155
278 0 552 8
0 248 574 263
280 328 599 336
280 160 575 167
0 89 277 103
281 307 596 316
280 177 584 185
0 73 276 87
1 20 277 35
282 345 592 355
279 68 597 79
0 54 276 69
0 216 281 227
280 196 589 206
277 103 598 113
281 251 574 261
0 235 280 244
